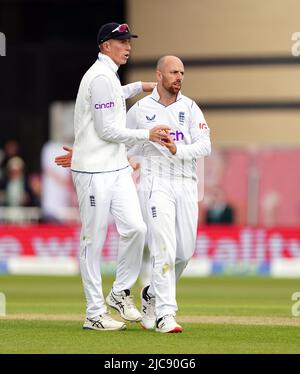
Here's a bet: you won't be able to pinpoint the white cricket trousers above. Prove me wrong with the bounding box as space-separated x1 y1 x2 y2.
72 166 146 319
139 175 198 320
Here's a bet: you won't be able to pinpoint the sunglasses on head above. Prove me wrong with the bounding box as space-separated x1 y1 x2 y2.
100 24 130 43
112 24 130 33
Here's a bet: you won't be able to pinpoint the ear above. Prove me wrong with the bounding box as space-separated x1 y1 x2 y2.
156 70 162 82
102 41 110 53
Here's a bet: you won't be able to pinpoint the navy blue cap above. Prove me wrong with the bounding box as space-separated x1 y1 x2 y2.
97 22 138 45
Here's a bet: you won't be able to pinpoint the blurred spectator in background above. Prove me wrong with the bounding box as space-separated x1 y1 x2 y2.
0 139 21 189
41 140 77 223
1 156 31 207
261 191 280 227
27 172 42 208
204 186 235 225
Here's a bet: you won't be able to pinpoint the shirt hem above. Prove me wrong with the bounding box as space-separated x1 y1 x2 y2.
71 165 130 174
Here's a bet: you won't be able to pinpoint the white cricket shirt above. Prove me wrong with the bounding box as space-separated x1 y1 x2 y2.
71 53 149 173
126 87 211 180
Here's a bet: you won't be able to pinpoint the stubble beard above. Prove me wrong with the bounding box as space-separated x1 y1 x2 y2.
163 81 181 95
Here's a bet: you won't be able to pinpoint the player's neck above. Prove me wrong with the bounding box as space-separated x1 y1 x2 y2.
157 86 177 106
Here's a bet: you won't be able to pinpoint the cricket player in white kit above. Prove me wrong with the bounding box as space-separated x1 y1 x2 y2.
71 23 171 331
55 55 210 333
127 56 211 333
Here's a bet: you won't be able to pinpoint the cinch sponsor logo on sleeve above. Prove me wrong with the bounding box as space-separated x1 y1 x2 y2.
199 123 208 129
94 101 115 109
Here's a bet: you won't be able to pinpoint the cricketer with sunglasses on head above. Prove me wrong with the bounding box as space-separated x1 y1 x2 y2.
67 22 173 332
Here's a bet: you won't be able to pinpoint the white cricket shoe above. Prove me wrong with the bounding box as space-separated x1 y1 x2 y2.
156 314 183 333
106 289 142 322
140 285 156 329
83 313 126 331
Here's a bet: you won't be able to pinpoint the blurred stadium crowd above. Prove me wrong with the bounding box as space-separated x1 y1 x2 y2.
1 137 299 228
0 138 77 224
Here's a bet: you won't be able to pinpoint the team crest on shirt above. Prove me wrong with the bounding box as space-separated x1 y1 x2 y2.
146 114 156 122
179 111 185 125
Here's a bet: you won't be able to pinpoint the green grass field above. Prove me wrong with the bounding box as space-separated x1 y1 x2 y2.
1 275 300 353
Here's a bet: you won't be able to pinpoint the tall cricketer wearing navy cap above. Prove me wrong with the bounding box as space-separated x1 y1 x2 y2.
71 22 172 331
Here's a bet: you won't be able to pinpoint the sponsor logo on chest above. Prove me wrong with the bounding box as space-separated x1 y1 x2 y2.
146 114 156 122
170 130 184 141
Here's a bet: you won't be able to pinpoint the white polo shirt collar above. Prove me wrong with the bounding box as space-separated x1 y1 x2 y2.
97 52 119 74
150 86 182 104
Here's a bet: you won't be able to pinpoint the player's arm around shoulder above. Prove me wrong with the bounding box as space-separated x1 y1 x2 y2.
122 81 156 99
